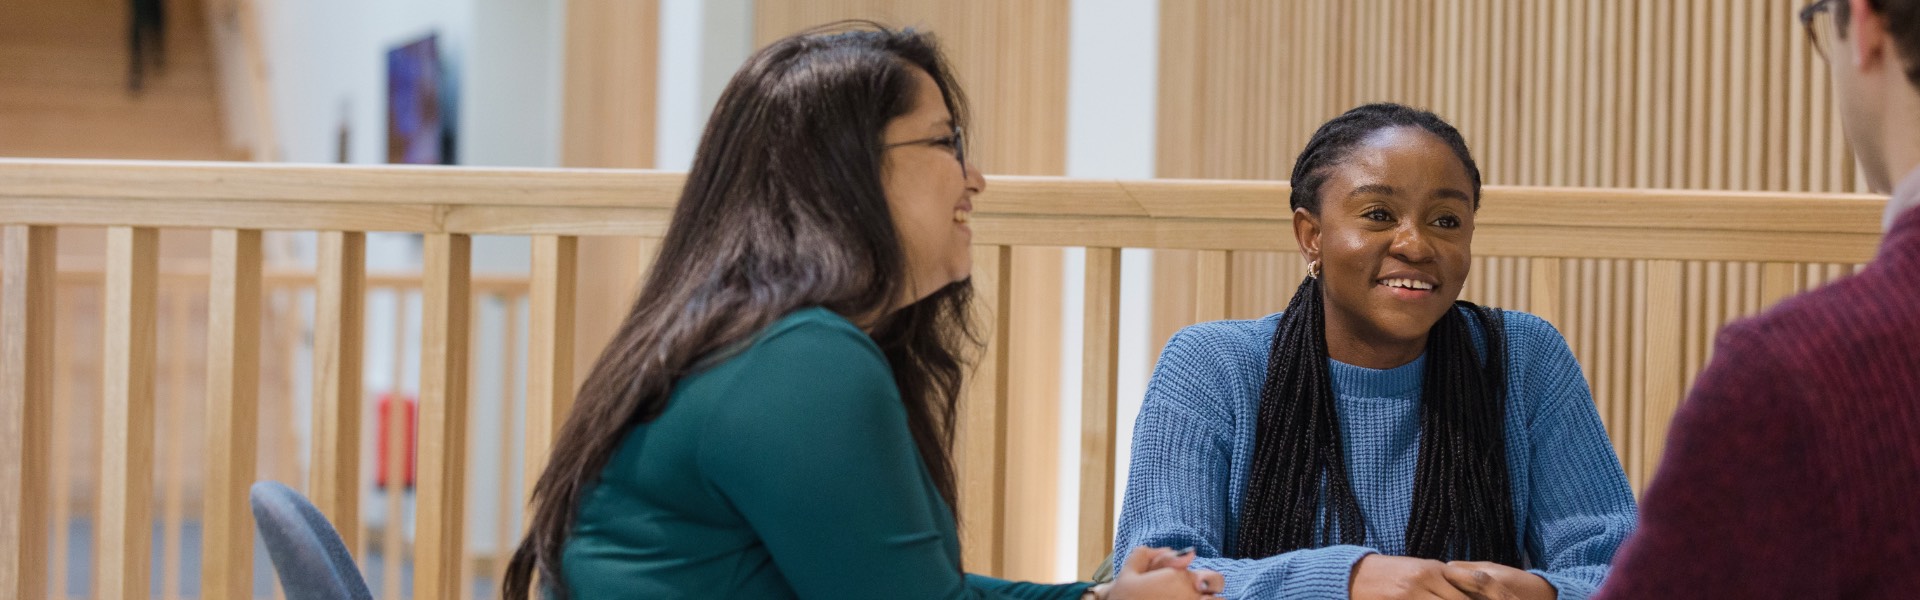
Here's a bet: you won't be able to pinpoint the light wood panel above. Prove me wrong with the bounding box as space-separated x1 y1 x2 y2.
958 245 1012 576
311 230 366 556
525 235 577 501
202 229 261 600
98 226 159 600
1077 247 1122 579
0 225 54 600
415 233 472 600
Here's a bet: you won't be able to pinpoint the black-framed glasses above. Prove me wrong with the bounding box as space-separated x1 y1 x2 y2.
883 126 968 177
1800 0 1841 59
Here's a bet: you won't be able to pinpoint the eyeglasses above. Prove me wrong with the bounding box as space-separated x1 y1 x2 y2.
1800 0 1841 59
883 126 968 177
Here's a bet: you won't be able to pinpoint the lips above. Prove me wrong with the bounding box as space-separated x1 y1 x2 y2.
1376 272 1440 298
954 199 973 225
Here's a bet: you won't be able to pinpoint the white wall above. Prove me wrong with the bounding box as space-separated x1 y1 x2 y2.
1060 0 1161 582
258 0 564 555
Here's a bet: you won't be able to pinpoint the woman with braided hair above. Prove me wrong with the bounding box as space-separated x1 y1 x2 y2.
1112 103 1636 600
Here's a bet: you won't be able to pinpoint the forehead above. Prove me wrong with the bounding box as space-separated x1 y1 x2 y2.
1322 127 1473 199
898 68 952 125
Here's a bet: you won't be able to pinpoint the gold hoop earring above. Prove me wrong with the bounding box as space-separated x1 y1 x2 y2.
1307 260 1321 279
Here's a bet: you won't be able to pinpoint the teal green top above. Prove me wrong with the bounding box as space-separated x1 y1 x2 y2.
562 307 1094 600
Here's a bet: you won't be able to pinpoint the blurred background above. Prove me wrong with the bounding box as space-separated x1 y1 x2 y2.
0 0 1865 598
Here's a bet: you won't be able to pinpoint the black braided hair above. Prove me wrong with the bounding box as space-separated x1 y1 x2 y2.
1228 103 1521 566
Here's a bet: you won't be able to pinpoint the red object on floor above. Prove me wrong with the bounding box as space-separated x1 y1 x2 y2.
375 392 417 488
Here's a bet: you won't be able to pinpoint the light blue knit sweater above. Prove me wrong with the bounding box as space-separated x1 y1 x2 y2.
1113 309 1636 600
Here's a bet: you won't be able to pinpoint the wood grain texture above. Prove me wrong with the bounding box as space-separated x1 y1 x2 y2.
98 226 159 599
1077 247 1122 579
957 245 1012 576
415 233 472 600
0 225 54 600
310 230 365 554
202 228 261 600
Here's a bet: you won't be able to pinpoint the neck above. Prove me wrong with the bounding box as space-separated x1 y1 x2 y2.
1876 83 1920 228
1322 308 1426 370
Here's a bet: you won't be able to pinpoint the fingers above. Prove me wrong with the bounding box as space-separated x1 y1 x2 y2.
1118 546 1161 576
1443 565 1497 596
1149 550 1197 572
1421 573 1477 600
1192 569 1225 595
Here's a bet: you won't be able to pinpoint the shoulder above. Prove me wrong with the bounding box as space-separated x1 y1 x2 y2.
1482 309 1591 421
1723 268 1919 372
696 307 898 421
1149 314 1282 420
1162 313 1281 363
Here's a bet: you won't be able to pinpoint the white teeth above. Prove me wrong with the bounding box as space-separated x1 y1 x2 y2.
954 209 970 224
1381 278 1434 290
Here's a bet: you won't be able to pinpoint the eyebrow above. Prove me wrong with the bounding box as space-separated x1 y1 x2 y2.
1346 183 1473 204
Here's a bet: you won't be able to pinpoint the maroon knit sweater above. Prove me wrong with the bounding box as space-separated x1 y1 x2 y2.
1595 202 1920 598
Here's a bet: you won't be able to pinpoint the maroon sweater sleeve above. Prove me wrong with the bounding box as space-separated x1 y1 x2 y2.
1593 325 1841 599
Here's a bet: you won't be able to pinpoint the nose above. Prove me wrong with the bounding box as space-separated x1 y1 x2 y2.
1389 223 1435 264
965 159 986 194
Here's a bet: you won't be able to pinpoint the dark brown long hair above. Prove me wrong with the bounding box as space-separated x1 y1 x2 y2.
502 23 976 599
1230 103 1520 565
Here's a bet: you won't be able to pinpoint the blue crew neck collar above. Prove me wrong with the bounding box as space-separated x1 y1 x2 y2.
1327 354 1426 399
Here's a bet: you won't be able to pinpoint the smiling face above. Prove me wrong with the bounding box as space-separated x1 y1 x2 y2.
1293 126 1476 368
882 68 986 307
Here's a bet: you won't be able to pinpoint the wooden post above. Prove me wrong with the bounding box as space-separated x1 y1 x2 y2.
1194 250 1232 323
311 230 366 552
203 229 262 600
958 245 1012 576
0 225 54 600
416 233 473 600
99 226 159 600
1638 260 1687 491
525 235 578 493
1077 247 1123 578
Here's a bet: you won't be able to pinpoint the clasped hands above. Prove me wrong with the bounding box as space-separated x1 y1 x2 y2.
1088 546 1226 600
1351 554 1556 600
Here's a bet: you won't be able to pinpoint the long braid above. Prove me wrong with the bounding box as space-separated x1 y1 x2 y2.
1230 102 1521 566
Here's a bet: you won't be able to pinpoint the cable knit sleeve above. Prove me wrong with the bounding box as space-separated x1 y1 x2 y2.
1506 313 1639 600
1113 323 1378 600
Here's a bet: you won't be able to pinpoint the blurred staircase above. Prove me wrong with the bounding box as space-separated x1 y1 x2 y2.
0 0 248 160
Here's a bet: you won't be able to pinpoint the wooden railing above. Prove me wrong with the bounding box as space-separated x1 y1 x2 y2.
0 158 1888 598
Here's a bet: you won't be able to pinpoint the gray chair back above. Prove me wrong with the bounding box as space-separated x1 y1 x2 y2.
249 481 374 600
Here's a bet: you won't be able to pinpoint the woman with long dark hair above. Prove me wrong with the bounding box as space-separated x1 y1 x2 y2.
1112 104 1636 600
502 23 1221 600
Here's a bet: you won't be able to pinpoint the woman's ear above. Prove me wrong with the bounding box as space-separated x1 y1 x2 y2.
1292 206 1321 264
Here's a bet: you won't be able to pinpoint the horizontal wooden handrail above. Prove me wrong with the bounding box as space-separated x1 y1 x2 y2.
0 159 1888 262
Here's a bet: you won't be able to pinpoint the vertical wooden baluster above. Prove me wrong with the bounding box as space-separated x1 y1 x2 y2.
959 245 1011 576
1078 247 1123 578
1594 260 1615 435
383 289 408 600
497 293 521 592
1611 260 1632 457
313 231 366 553
99 226 159 600
1760 262 1799 309
1528 257 1563 331
162 287 191 600
205 229 262 600
48 286 75 600
1 225 54 600
1628 260 1649 492
1640 260 1686 490
1194 250 1232 323
523 236 577 591
417 233 473 600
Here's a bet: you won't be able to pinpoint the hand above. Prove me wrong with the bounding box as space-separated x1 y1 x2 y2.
1443 561 1556 600
1101 546 1225 600
1350 554 1488 600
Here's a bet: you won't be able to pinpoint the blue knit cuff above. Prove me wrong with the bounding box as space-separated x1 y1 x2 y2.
1532 569 1589 600
1268 545 1372 599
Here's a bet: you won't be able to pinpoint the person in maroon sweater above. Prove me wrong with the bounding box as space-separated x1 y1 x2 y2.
1595 1 1920 598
